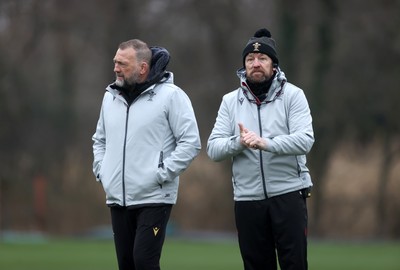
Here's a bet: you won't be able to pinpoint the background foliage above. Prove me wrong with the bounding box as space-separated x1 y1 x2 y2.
1 0 399 239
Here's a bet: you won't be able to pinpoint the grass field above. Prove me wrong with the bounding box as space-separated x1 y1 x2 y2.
0 238 399 270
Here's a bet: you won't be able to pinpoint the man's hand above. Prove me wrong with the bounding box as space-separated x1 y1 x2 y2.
238 123 267 150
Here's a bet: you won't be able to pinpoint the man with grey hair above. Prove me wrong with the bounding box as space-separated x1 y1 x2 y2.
92 39 201 270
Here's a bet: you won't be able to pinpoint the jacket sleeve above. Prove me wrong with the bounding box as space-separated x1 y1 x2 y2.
265 88 314 155
157 89 201 182
207 96 246 162
92 101 106 181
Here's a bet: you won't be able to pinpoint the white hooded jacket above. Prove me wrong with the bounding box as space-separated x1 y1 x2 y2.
207 68 314 200
92 47 201 207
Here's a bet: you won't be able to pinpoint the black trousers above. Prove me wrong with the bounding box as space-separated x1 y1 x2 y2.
110 205 172 270
235 191 308 270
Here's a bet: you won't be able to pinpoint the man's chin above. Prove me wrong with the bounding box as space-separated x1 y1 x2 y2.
115 79 124 87
248 77 267 84
248 74 267 83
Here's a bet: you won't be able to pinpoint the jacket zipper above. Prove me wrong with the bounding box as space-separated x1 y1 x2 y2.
257 104 268 198
118 89 151 206
121 105 130 206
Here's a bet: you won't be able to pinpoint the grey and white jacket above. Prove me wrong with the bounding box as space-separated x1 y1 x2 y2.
92 47 201 207
207 68 314 200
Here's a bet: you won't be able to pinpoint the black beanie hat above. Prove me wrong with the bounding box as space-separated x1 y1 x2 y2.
242 28 279 66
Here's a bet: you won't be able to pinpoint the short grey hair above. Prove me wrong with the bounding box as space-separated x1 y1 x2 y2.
118 39 151 64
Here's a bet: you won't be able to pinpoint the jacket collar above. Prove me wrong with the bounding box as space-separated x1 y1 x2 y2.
237 66 287 105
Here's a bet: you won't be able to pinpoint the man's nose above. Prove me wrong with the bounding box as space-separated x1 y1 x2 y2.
252 58 261 67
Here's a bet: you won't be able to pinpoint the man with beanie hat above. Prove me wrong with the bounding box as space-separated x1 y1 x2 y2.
207 28 314 270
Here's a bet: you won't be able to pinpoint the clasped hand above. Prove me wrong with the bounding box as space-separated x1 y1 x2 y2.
239 123 266 150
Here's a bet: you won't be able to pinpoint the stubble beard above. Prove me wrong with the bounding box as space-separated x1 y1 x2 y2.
115 71 140 88
247 74 269 84
115 77 124 87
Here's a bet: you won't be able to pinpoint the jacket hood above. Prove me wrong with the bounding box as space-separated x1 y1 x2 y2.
236 66 287 103
148 46 170 83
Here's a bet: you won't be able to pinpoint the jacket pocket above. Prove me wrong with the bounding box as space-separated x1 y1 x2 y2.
156 151 164 187
158 151 164 169
97 163 104 182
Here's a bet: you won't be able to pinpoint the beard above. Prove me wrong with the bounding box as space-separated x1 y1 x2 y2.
246 70 272 84
247 75 269 85
115 70 141 88
115 77 124 87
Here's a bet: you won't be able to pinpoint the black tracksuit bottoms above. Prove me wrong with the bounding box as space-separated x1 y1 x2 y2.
110 205 172 270
235 190 308 270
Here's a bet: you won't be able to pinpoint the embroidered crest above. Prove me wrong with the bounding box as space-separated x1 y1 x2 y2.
252 42 261 51
148 91 156 101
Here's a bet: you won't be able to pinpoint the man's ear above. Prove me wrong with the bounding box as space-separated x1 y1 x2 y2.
140 62 149 75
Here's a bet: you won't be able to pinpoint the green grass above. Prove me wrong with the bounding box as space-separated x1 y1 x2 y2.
309 241 400 270
0 238 399 270
0 239 116 270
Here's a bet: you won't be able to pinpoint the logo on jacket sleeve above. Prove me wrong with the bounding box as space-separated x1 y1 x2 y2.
153 227 160 236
